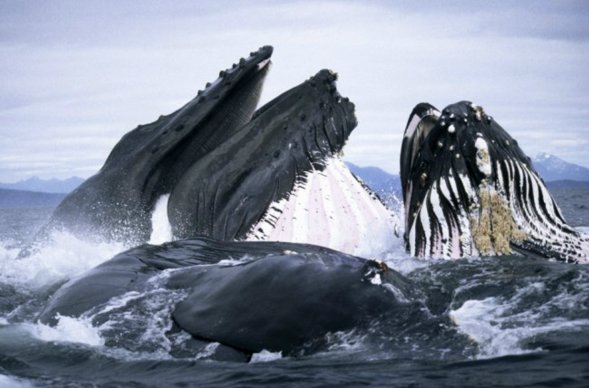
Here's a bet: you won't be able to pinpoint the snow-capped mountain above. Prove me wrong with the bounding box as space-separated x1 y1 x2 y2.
532 153 589 182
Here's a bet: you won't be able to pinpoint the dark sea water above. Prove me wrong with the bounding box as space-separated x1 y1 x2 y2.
0 188 588 387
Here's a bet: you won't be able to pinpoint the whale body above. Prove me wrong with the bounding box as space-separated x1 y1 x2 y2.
37 237 420 358
400 101 589 263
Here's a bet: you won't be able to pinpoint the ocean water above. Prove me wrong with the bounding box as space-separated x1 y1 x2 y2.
0 189 588 387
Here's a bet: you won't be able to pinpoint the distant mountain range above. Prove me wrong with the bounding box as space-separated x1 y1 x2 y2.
0 188 67 209
532 153 589 182
0 176 84 193
346 153 589 202
346 163 401 195
0 154 586 209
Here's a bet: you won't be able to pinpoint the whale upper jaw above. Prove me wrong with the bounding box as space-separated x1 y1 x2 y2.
45 46 274 243
401 101 589 263
167 69 359 241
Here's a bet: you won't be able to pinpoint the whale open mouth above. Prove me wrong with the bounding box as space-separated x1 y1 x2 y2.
136 46 274 203
168 69 359 241
44 46 275 243
400 101 589 263
40 45 390 251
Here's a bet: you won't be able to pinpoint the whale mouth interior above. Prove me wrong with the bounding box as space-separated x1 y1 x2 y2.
257 58 271 70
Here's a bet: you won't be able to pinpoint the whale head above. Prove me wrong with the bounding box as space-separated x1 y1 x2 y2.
168 69 358 241
31 46 396 257
47 46 273 243
401 101 589 263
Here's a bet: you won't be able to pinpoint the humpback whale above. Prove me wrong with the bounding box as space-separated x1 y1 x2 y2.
31 47 405 361
40 46 274 244
30 46 589 368
168 69 397 256
37 237 421 358
400 101 589 263
29 46 396 257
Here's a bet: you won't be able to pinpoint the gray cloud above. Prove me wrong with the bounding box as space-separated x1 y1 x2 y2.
0 0 588 182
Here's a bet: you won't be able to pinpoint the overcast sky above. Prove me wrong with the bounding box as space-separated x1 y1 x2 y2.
1 0 588 182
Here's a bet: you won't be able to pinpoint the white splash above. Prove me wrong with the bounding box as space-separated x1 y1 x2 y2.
250 349 283 363
450 297 531 358
195 342 221 359
0 374 34 388
450 282 589 359
28 314 104 346
0 231 128 289
325 329 368 353
149 194 173 245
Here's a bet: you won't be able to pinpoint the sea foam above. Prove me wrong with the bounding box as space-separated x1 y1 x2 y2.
0 230 128 290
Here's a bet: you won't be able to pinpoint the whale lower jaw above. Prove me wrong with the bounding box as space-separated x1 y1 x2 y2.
407 166 589 263
246 157 399 257
492 158 589 263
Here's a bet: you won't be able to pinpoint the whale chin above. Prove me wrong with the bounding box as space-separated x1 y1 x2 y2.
400 101 589 263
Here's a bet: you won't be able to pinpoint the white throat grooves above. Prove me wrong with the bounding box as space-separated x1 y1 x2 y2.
246 158 399 257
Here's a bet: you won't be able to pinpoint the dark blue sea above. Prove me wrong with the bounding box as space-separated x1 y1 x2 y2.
0 188 588 387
